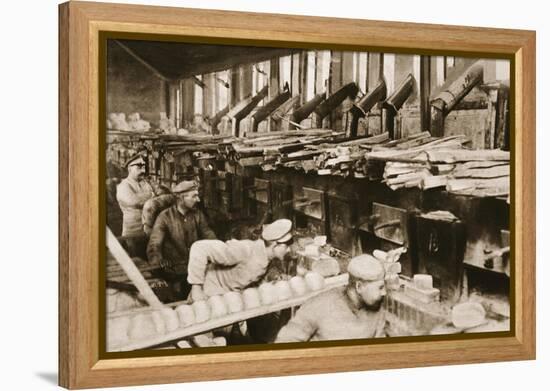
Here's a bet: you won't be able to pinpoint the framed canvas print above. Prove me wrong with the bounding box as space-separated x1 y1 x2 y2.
59 1 536 389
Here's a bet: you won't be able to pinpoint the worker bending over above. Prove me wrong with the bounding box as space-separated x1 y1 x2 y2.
186 219 293 344
187 219 293 301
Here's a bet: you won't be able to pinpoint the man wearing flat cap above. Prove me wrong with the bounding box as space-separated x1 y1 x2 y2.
187 218 294 301
116 152 155 255
146 180 216 300
276 254 389 343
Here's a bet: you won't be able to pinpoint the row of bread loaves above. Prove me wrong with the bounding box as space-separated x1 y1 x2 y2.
107 272 325 348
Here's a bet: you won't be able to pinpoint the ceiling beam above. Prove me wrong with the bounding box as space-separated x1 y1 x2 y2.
114 40 171 82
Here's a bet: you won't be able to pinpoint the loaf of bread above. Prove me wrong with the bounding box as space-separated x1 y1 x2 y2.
151 311 167 335
258 283 277 305
106 289 118 313
305 272 325 291
192 300 211 323
274 280 292 301
289 276 308 296
128 313 157 340
223 291 244 313
311 257 340 277
242 288 261 309
175 304 195 327
208 295 229 318
107 316 131 347
161 308 179 332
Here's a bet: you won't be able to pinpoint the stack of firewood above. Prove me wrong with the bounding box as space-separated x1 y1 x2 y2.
424 151 510 197
365 134 510 197
231 129 345 168
108 129 510 198
256 132 390 176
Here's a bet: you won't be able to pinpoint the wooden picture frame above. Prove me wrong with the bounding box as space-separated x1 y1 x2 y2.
59 1 535 389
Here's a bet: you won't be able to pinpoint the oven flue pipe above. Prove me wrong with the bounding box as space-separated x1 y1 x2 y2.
314 82 359 127
348 79 387 137
382 74 415 139
289 93 326 130
430 61 484 136
251 89 292 132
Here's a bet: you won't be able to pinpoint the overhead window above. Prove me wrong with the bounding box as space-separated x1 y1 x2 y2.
279 55 292 91
317 51 331 94
355 52 368 94
216 70 229 111
413 55 421 87
446 56 455 70
305 51 316 101
383 53 396 94
435 56 446 86
253 61 269 103
194 75 203 115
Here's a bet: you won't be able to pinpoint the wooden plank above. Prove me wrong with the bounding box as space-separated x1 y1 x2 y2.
244 128 334 139
422 175 449 189
238 156 265 167
383 131 431 147
371 134 468 151
385 169 431 186
107 263 158 276
426 149 510 163
454 160 509 170
452 164 509 178
339 132 389 146
446 176 509 192
384 163 428 177
366 140 467 162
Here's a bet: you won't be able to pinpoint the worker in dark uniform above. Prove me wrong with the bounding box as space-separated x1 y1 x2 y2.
276 254 389 342
147 180 216 300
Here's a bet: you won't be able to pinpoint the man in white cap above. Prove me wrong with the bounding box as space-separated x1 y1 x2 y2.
275 254 388 343
187 219 293 301
147 180 216 299
116 152 154 255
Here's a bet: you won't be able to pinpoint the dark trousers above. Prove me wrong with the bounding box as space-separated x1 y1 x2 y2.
246 309 291 344
152 269 192 302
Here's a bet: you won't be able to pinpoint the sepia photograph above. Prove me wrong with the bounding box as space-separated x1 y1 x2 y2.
104 37 512 353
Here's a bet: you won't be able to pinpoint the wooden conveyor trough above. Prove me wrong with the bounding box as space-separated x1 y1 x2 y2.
106 227 349 351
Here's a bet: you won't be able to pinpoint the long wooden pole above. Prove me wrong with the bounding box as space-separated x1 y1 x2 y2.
106 227 164 310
